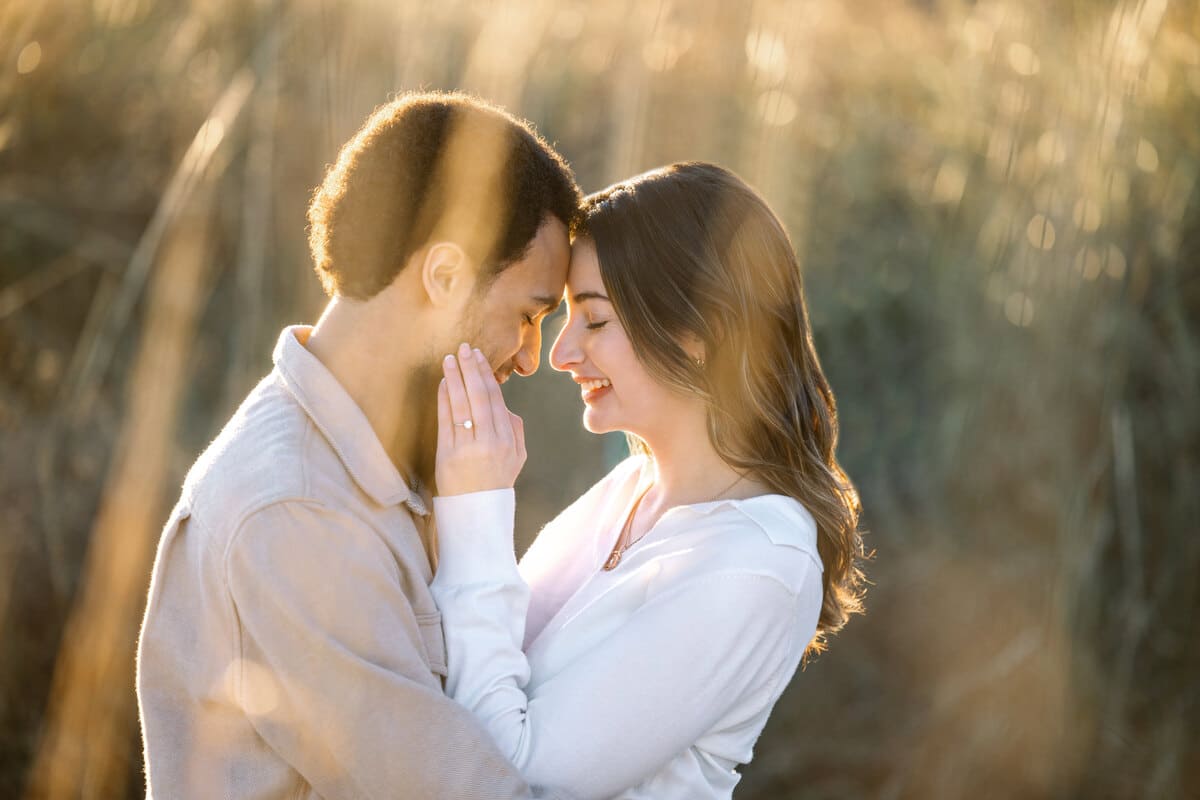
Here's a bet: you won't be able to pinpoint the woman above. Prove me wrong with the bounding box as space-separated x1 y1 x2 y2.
431 162 864 799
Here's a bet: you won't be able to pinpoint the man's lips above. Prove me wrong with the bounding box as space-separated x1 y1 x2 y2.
494 367 513 385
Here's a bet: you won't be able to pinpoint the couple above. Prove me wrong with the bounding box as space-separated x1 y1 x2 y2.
136 91 864 799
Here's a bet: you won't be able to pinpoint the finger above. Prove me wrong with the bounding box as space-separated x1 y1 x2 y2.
476 348 511 443
437 378 454 450
442 351 474 439
456 342 494 437
510 411 527 464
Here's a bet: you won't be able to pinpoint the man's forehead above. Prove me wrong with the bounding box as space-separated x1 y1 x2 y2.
488 254 565 305
537 216 571 266
486 216 568 299
529 226 570 295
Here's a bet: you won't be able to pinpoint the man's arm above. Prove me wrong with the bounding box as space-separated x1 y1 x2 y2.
225 499 534 800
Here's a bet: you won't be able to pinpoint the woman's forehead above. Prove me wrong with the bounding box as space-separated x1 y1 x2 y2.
566 240 602 289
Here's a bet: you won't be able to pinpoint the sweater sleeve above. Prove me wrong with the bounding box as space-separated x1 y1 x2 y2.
431 490 810 800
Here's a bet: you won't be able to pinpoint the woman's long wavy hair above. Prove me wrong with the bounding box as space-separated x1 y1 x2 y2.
574 162 866 658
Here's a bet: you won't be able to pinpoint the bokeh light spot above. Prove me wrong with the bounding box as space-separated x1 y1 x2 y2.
1004 291 1035 327
1007 42 1040 76
1026 214 1056 249
757 90 798 127
35 350 62 385
932 161 967 205
745 28 788 85
1136 138 1159 172
1105 244 1128 279
1074 247 1104 280
17 42 42 75
962 19 995 54
1036 131 1066 165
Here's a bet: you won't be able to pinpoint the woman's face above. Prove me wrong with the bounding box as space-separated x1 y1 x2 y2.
550 239 681 436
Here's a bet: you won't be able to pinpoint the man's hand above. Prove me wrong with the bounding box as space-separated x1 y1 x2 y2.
436 342 527 496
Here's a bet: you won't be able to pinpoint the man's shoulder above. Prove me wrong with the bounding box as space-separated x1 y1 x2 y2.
181 373 337 533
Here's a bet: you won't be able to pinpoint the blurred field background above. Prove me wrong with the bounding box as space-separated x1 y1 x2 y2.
2 0 1198 797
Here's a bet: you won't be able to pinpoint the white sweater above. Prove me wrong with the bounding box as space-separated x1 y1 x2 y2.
431 455 823 800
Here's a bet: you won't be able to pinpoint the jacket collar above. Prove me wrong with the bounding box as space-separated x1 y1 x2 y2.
272 325 428 516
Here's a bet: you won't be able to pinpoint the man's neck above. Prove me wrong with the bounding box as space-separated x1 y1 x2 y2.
304 295 435 490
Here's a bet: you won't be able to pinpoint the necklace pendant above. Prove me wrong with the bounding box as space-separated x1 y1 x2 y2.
603 550 622 571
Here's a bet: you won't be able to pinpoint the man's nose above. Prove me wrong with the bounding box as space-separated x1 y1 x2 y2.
513 326 542 377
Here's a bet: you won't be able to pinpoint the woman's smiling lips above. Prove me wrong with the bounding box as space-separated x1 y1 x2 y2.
574 376 612 403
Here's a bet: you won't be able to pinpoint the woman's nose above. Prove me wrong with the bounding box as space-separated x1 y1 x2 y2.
549 317 580 372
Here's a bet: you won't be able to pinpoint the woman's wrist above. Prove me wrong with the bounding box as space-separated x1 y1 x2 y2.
430 489 519 587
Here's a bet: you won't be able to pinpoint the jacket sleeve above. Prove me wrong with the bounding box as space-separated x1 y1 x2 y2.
430 490 814 800
225 499 539 800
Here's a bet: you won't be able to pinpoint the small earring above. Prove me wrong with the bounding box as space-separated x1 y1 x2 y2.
694 356 705 368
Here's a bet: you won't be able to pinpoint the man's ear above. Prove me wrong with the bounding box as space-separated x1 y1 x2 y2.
419 242 472 308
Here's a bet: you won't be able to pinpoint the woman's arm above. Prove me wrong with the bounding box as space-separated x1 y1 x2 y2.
432 525 810 799
431 348 814 798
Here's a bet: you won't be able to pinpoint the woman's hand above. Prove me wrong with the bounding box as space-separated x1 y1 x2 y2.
435 342 527 496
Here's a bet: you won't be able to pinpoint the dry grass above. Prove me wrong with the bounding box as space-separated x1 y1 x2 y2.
1 0 1196 797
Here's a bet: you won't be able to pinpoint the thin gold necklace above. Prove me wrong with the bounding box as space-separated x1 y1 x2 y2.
602 472 746 572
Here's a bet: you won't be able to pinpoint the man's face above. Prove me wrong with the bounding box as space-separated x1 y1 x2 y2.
461 216 571 383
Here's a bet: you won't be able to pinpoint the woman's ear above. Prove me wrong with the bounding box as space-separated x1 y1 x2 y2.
419 242 472 308
680 331 707 367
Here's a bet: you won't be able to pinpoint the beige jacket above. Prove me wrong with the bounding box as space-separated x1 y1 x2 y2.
136 326 535 799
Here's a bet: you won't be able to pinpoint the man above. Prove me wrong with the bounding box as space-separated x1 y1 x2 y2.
136 91 579 798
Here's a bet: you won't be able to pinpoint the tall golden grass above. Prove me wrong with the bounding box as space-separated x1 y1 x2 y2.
1 0 1196 797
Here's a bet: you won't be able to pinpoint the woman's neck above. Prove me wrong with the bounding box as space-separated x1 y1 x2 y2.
634 409 765 519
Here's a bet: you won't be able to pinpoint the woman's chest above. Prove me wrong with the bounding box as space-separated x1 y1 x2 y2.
523 532 729 688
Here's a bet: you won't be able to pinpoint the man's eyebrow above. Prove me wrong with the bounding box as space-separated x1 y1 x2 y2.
531 295 562 314
571 291 611 304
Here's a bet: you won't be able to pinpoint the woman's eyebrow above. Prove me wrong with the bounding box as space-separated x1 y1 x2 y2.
572 291 611 304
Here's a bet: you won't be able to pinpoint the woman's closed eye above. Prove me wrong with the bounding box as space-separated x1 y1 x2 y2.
586 320 609 330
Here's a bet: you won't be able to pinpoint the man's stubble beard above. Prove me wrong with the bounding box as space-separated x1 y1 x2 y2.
410 300 488 487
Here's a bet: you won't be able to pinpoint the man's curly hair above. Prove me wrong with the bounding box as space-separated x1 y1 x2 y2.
307 91 581 299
